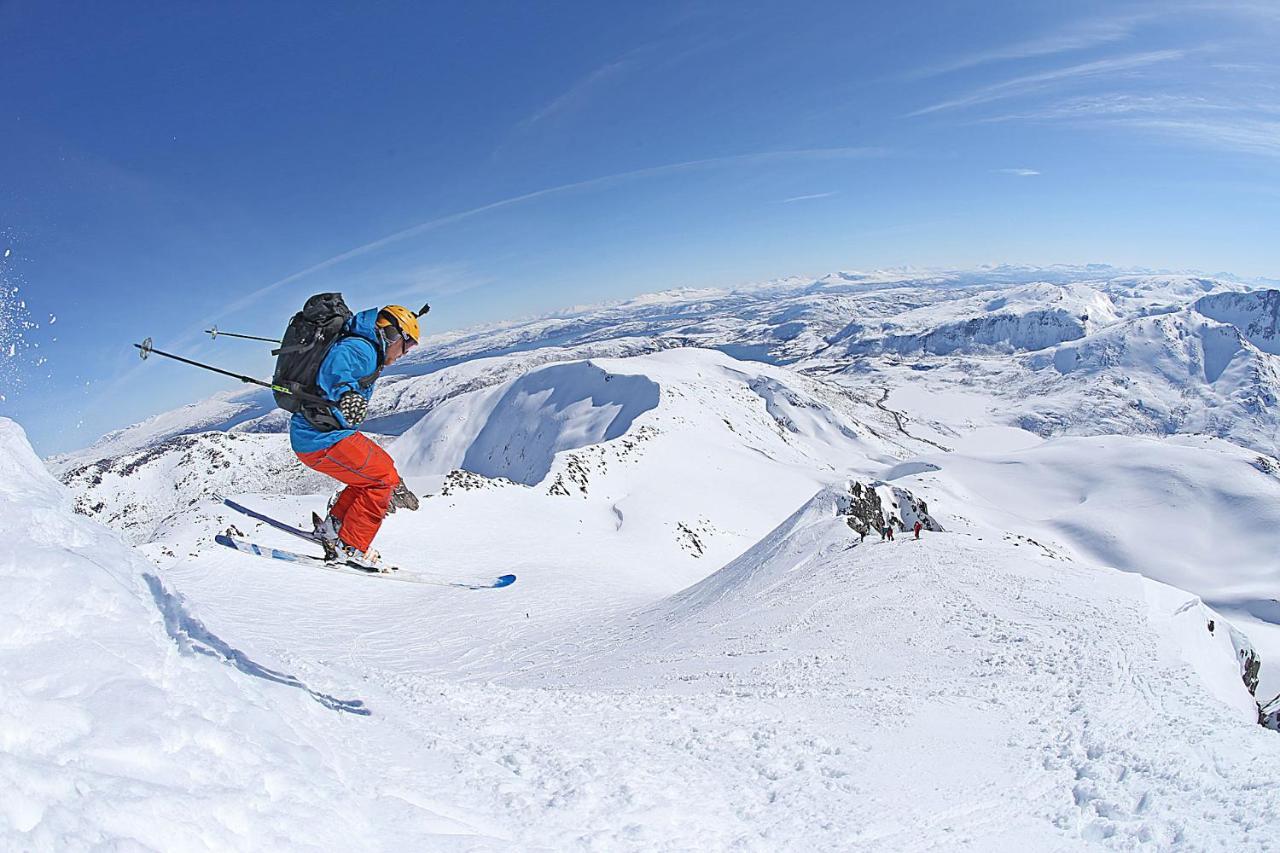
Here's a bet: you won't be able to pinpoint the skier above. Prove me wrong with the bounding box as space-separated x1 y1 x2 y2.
914 520 923 540
886 524 895 541
291 304 423 566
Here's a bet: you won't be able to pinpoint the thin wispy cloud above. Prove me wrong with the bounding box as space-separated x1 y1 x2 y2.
993 168 1040 177
199 147 888 330
1117 117 1280 157
509 38 685 135
983 93 1239 121
916 2 1280 81
779 191 839 203
984 91 1280 158
100 145 886 400
914 14 1148 78
516 58 632 132
906 49 1186 117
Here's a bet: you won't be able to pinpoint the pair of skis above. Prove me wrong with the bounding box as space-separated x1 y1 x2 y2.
215 498 516 590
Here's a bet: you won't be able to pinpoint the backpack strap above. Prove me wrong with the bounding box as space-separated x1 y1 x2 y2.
297 330 384 432
343 330 385 392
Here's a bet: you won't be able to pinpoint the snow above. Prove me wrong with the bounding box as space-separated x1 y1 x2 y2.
1195 289 1280 355
0 418 508 848
396 359 660 485
19 265 1280 847
21 408 1280 846
60 266 1273 463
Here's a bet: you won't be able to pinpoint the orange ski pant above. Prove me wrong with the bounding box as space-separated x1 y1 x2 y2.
296 432 398 552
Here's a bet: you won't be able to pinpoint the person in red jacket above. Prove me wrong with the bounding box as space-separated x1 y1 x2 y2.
914 520 923 540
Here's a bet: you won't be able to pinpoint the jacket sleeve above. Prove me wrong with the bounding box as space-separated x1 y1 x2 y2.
315 338 378 402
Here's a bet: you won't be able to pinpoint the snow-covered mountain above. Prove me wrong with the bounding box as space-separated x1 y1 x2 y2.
50 265 1275 473
1195 289 1280 355
15 264 1280 847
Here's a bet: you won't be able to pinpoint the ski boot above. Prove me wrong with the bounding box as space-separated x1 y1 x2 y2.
336 542 383 572
311 512 343 561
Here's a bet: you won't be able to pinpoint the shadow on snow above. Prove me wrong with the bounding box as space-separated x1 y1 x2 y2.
144 573 370 716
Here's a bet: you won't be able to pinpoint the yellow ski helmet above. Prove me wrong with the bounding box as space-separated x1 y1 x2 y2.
377 304 425 344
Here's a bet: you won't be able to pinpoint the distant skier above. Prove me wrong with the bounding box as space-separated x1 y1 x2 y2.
886 525 895 541
879 525 888 542
913 520 923 540
288 303 424 566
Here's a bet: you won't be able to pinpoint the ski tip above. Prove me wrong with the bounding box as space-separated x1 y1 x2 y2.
214 533 233 547
493 574 517 588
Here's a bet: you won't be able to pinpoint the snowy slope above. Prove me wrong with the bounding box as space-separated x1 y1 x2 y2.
833 281 1120 356
883 433 1280 693
124 471 1280 849
0 418 513 848
1195 289 1280 355
503 489 1275 847
1011 309 1280 450
27 264 1280 848
60 431 336 544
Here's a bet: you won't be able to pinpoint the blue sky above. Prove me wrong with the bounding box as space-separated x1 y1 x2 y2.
2 1 1278 454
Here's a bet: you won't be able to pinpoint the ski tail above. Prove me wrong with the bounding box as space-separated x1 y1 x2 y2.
220 496 321 543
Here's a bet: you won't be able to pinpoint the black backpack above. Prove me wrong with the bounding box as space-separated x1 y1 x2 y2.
272 293 381 431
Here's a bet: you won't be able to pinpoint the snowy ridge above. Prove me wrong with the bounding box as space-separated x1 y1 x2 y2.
835 282 1120 356
395 359 660 485
1195 289 1280 355
1015 308 1280 450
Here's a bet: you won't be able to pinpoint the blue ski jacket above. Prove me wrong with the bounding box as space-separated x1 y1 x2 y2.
289 308 384 454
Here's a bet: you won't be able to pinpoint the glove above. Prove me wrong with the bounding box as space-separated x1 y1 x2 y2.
337 391 368 427
387 480 420 514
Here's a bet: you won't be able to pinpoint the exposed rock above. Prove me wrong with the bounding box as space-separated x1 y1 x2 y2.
842 481 887 536
675 520 713 557
440 469 518 496
840 480 943 536
548 455 590 497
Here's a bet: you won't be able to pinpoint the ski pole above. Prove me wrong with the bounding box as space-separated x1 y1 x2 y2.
133 337 330 405
206 325 281 344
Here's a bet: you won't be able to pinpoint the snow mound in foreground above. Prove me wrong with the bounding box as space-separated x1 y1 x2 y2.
0 418 490 848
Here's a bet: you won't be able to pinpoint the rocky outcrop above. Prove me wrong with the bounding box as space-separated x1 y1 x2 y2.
841 481 943 535
842 481 888 536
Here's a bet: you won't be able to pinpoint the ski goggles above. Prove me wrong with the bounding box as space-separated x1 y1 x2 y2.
387 323 417 352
